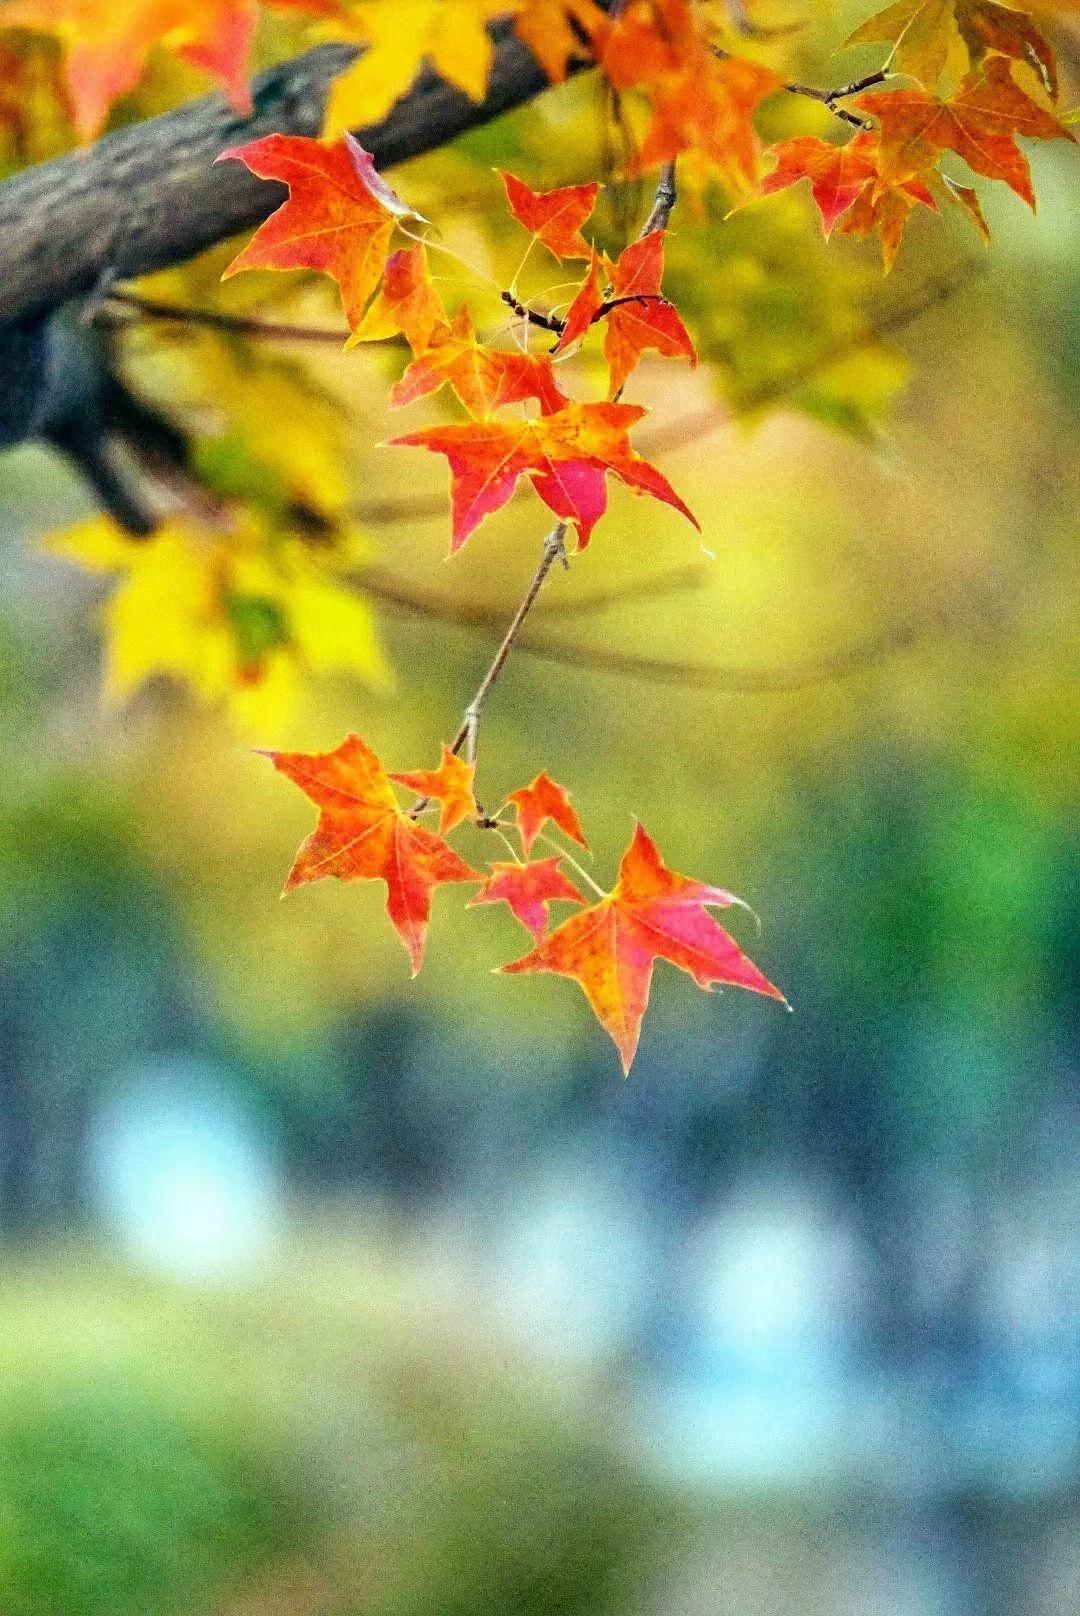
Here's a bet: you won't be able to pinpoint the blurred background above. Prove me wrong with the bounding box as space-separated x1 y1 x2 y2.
0 5 1078 1614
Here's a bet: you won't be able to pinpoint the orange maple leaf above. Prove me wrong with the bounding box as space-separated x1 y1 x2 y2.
470 857 585 940
392 306 568 418
0 0 260 140
352 243 447 352
511 0 605 84
218 133 415 329
353 243 566 418
499 170 601 259
835 163 938 270
390 400 699 551
390 745 477 835
853 56 1074 208
263 732 479 974
507 771 588 855
558 232 696 397
595 0 780 186
502 823 786 1072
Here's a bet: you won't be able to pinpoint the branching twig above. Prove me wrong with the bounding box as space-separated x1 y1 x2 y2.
782 68 891 129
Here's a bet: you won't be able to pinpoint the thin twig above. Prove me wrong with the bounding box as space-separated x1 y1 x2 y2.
353 560 708 628
408 524 569 818
782 68 891 129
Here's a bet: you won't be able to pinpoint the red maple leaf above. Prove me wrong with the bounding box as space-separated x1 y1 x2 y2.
760 135 879 234
470 857 585 940
502 823 786 1072
218 133 413 328
507 771 589 855
390 400 698 551
263 732 479 974
558 232 696 397
499 169 601 259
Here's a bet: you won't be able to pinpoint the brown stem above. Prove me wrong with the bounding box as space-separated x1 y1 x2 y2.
409 524 569 819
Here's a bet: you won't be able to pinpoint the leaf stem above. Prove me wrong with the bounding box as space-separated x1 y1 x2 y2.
534 831 607 900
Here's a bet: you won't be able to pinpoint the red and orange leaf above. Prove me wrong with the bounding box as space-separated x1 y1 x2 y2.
218 133 409 329
854 56 1074 208
760 135 879 234
835 164 938 269
390 306 568 417
555 252 605 352
390 400 699 551
0 0 259 141
263 732 479 975
956 0 1057 100
351 244 447 351
390 745 477 835
595 3 780 187
502 823 786 1073
499 169 601 259
507 771 589 855
470 857 584 941
599 231 696 397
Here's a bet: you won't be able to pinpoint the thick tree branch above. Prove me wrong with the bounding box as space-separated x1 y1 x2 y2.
0 20 586 327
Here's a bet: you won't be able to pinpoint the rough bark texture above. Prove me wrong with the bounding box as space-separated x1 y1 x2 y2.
0 19 574 326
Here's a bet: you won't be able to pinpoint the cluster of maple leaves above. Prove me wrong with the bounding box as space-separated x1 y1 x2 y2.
1 1 1073 259
265 731 785 1072
5 0 1075 1066
215 132 775 1067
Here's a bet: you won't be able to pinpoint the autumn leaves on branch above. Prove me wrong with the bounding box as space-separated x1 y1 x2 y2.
6 0 1075 1068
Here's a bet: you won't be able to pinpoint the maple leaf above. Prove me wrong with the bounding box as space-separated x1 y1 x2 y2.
391 306 569 417
390 399 699 551
955 0 1057 100
0 0 259 141
499 170 601 259
846 0 957 88
595 0 780 187
557 231 696 397
47 514 387 730
846 0 1057 99
218 133 413 329
319 0 506 131
390 746 477 834
507 771 588 855
511 0 606 84
853 56 1074 208
760 136 880 235
470 857 584 940
264 732 479 974
835 164 938 269
351 243 447 351
502 823 786 1072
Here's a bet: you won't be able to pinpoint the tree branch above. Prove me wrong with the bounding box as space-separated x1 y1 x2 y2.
0 18 595 327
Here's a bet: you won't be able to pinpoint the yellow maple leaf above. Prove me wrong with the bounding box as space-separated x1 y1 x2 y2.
48 513 388 733
319 0 507 131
